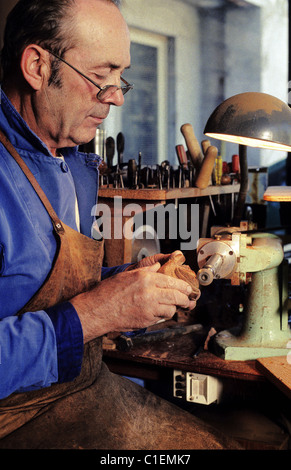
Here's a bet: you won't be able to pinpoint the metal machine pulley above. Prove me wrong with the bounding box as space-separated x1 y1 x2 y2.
197 239 237 286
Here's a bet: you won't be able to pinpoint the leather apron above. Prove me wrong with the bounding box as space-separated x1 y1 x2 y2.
0 130 104 440
0 131 241 450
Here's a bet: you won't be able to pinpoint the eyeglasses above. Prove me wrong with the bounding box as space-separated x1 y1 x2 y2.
47 50 133 101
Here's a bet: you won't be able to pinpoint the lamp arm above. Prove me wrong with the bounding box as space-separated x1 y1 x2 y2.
233 144 248 226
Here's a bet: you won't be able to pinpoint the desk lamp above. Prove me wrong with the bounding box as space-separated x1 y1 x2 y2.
204 91 291 225
196 92 291 360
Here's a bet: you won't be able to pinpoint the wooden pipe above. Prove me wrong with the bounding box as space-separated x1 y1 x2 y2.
195 145 218 189
180 123 203 171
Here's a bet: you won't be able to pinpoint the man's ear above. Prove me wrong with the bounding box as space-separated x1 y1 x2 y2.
20 45 50 90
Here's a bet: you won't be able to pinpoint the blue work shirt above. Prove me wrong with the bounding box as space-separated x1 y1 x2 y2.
0 90 128 399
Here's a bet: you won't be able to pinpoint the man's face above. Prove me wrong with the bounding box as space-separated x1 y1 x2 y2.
37 2 131 152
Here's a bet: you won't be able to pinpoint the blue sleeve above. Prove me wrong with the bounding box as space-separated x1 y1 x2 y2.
45 302 84 383
0 267 131 399
101 263 132 280
0 310 58 399
0 304 84 400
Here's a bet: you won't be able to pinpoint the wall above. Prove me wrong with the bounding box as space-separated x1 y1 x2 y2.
224 0 289 167
121 0 289 167
120 0 202 161
0 0 18 48
0 0 289 168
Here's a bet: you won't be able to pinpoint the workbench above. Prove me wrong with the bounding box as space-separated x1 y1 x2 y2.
98 184 240 266
102 324 291 450
102 322 263 383
100 183 291 449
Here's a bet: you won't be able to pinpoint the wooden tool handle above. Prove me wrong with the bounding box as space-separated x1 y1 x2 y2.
106 136 115 168
201 139 211 154
195 145 218 189
117 132 124 165
180 123 203 170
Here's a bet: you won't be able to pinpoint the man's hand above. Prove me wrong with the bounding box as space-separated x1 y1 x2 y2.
125 250 181 270
70 257 196 344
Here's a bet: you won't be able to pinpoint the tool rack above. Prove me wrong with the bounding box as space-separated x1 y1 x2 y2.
98 184 240 266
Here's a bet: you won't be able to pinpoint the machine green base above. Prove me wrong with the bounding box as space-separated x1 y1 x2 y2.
213 329 290 361
213 257 290 361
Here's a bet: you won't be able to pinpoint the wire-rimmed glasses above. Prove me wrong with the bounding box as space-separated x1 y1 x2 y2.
47 50 133 101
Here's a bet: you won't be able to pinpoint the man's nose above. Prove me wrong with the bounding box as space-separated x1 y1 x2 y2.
106 88 125 107
101 75 126 107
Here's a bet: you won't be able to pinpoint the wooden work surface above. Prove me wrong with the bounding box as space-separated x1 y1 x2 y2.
256 356 291 399
99 184 240 202
103 324 264 383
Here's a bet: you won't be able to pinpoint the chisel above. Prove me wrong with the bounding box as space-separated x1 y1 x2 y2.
117 324 204 351
105 136 115 169
175 144 188 169
117 132 124 167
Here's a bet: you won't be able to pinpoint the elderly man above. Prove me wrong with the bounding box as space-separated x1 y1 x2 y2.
0 0 239 449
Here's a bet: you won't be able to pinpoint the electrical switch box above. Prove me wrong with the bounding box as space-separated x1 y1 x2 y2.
173 370 222 405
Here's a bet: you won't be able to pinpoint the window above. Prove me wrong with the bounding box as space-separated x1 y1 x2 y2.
105 28 171 166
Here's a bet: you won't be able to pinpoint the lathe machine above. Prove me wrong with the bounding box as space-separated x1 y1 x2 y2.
197 224 291 360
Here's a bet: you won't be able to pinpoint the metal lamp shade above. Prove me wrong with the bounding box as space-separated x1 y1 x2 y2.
204 92 291 151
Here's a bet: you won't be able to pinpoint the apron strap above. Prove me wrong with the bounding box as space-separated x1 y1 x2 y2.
0 129 64 234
